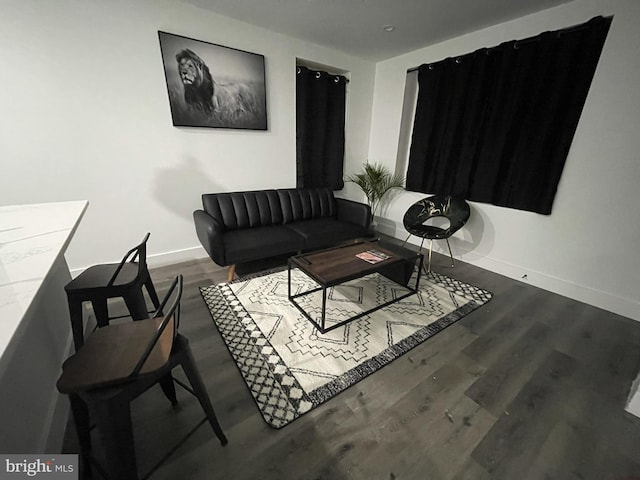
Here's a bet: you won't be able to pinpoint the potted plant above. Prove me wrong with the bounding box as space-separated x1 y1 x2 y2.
347 162 404 227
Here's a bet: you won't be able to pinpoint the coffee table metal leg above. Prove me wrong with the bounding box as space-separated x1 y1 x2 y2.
288 261 291 299
321 286 327 331
414 255 423 290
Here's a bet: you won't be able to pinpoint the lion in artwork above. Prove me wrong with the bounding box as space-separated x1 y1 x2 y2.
176 49 215 113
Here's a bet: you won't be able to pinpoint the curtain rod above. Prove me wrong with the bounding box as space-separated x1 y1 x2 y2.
297 66 350 83
406 15 612 74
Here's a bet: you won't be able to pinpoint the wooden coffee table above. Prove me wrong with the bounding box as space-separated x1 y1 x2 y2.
287 240 423 333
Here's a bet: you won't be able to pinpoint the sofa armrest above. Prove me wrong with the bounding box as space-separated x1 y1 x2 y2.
335 198 371 230
193 209 227 266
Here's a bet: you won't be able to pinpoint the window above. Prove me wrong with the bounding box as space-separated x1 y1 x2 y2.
406 16 611 214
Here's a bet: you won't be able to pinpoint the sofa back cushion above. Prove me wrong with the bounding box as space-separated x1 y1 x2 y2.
202 188 337 230
277 188 336 224
202 190 283 230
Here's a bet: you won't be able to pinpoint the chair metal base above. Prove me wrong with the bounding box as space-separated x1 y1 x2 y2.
68 335 227 480
402 235 456 274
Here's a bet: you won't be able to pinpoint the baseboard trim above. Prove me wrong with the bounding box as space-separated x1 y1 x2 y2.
70 245 209 277
146 245 209 268
375 222 640 323
463 252 640 322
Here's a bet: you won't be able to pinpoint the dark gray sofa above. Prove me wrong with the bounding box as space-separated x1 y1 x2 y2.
193 188 371 281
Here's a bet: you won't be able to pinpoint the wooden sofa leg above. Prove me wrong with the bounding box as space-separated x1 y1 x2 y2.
227 264 236 283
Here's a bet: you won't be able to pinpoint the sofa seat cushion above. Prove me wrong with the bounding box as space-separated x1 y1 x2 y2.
224 226 305 264
285 218 368 251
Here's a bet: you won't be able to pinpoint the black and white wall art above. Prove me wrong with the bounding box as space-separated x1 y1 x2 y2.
158 31 267 130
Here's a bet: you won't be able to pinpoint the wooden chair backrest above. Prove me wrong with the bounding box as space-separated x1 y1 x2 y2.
57 275 183 394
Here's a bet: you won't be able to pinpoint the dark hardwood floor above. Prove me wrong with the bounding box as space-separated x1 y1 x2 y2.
63 242 640 480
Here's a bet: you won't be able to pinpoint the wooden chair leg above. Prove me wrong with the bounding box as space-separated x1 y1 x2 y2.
227 264 236 283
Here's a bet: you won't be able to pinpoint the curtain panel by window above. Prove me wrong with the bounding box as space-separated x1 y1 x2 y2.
296 66 347 190
406 16 611 214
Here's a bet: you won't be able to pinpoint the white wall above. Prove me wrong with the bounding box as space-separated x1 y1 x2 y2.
2 0 638 323
367 0 640 321
0 0 375 271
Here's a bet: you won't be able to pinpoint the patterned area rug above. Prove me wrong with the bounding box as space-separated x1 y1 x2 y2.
200 268 492 428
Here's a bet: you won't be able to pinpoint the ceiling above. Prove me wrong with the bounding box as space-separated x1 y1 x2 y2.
180 0 575 61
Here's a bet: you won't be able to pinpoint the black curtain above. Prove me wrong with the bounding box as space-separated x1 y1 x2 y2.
296 66 346 189
406 16 611 214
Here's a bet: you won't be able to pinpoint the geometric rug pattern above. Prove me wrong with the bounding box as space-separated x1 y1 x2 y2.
200 268 492 428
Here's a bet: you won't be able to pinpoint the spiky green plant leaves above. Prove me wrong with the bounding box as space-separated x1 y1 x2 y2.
347 162 404 218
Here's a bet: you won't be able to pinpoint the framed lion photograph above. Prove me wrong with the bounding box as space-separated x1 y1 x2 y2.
158 31 267 130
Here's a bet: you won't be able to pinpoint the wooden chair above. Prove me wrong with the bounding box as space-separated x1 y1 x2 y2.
65 232 161 352
57 275 227 480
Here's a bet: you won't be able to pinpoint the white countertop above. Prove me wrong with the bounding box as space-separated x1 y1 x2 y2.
0 201 88 358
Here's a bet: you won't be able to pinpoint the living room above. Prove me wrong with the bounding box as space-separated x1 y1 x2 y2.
0 0 637 321
1 0 640 478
